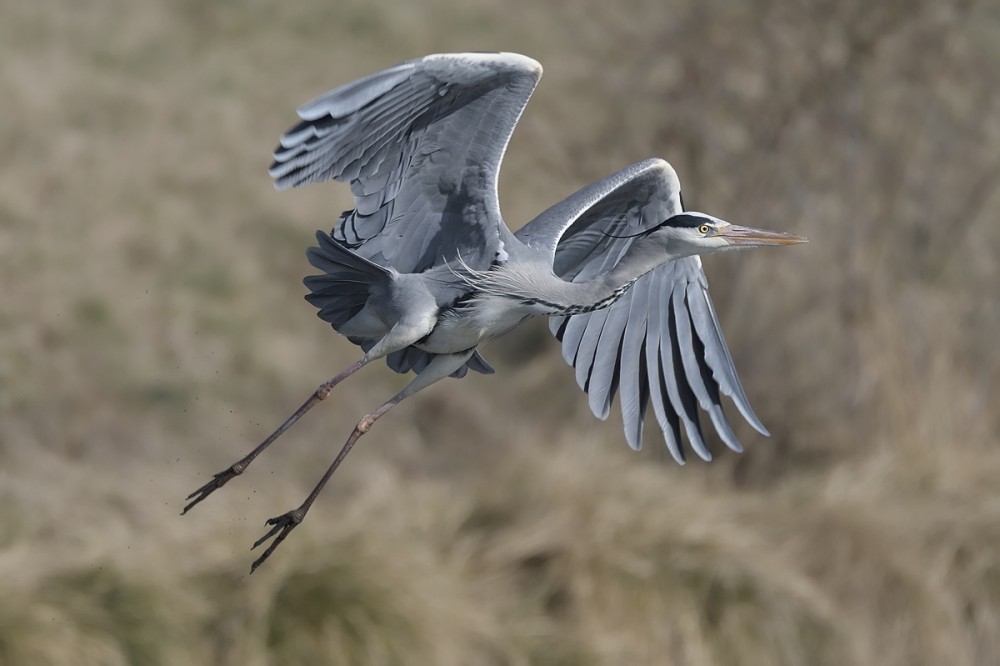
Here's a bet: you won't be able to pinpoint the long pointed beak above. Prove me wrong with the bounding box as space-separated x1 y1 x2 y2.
718 224 809 247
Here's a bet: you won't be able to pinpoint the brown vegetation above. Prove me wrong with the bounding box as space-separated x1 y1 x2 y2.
1 0 997 664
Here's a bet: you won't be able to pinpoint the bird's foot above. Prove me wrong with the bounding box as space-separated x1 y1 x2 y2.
181 463 246 515
250 508 305 574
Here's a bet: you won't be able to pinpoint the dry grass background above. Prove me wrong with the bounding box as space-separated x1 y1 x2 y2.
1 0 998 664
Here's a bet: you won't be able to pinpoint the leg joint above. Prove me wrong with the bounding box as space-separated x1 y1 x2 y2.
356 415 375 434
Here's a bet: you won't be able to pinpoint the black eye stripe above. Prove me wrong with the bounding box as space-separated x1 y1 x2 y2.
662 213 709 229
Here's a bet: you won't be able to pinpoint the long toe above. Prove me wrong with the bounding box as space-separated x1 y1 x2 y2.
181 467 241 515
249 509 304 573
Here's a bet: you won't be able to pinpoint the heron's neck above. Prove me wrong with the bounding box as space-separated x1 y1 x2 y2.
507 238 681 316
603 238 678 291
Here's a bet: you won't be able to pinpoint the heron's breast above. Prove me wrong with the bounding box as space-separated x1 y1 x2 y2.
415 293 530 354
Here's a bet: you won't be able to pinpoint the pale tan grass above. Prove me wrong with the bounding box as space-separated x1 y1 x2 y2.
1 0 998 664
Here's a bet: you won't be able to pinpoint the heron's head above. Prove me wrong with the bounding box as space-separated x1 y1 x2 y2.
647 212 808 257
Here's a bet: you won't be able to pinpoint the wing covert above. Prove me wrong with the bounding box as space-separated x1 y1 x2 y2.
271 52 542 274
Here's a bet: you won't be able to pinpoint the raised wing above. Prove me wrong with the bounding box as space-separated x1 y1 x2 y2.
272 53 541 378
517 159 769 462
270 52 542 275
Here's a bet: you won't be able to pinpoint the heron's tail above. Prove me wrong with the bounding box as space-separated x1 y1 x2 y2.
304 230 391 330
303 230 496 379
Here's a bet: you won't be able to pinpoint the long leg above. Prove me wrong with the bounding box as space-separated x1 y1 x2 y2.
248 349 475 573
182 357 370 515
183 307 441 515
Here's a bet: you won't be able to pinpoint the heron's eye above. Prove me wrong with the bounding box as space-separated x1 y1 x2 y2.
698 224 711 235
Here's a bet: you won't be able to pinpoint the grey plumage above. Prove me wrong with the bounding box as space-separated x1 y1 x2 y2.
529 158 768 458
185 52 807 572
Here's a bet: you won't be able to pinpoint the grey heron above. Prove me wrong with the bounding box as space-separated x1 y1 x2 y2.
183 52 806 572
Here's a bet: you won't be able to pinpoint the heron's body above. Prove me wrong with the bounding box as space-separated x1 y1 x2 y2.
418 293 531 353
340 241 650 356
184 52 806 572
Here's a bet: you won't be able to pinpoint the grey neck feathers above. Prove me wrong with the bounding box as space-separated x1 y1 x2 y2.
483 237 679 316
603 238 674 292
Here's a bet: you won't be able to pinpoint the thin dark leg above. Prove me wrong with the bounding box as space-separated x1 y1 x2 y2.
246 349 476 573
249 397 399 574
182 358 368 515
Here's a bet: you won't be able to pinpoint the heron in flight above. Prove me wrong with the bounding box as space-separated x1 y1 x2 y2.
183 52 806 572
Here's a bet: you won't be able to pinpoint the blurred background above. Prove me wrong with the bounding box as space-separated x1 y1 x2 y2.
2 0 998 664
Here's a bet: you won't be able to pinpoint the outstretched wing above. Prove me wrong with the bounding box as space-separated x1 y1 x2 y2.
272 52 541 378
516 159 769 462
270 52 541 275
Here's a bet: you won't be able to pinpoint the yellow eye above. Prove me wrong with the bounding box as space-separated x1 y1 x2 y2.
698 224 711 234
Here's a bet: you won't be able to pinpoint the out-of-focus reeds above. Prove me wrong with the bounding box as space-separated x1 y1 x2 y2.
1 0 997 664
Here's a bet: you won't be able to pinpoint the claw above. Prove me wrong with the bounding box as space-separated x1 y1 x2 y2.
249 509 304 574
181 463 245 515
